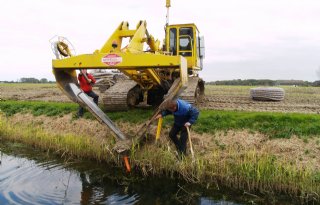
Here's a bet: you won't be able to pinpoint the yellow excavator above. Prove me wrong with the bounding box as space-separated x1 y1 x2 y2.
51 0 205 144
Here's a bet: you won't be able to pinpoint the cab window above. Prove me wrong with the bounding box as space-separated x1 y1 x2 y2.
179 27 193 57
169 28 177 55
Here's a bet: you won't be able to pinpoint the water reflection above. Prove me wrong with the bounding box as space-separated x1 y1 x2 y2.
0 152 142 205
0 142 248 205
79 171 140 204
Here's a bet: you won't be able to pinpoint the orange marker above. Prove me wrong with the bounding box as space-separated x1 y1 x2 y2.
123 156 131 172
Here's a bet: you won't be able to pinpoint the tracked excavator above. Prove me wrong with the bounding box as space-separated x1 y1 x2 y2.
50 0 205 149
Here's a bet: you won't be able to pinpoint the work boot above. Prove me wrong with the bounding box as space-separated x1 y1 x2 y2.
77 106 84 118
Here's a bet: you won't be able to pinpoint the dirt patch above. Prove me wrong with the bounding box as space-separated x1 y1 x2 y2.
0 84 70 102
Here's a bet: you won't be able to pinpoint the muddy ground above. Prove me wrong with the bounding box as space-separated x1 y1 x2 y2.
1 83 320 113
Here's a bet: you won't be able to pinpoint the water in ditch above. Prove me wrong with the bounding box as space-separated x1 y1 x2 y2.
0 141 295 205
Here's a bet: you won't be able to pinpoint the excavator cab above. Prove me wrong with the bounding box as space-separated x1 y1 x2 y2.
165 24 205 73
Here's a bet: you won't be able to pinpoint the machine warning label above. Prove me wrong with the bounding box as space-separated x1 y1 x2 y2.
102 54 122 66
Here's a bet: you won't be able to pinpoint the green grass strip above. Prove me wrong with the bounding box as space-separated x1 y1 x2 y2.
196 110 320 139
0 100 77 116
2 100 320 139
0 100 153 122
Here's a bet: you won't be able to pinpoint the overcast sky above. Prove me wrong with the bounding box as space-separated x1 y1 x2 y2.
1 0 320 82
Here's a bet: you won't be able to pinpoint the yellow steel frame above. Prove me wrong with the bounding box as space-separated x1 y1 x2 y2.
52 21 187 90
53 52 187 88
51 20 190 142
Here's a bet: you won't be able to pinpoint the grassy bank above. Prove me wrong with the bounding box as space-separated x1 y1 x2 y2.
2 100 320 139
197 110 320 139
1 101 320 202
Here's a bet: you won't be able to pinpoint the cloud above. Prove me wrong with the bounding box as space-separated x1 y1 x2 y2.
1 0 320 81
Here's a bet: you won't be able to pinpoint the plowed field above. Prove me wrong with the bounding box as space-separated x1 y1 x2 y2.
1 83 320 113
200 85 320 113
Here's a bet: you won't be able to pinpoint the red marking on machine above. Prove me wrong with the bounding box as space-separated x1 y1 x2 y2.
102 54 122 66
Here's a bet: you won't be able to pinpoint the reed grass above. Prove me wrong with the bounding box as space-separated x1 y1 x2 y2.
0 114 118 163
0 113 319 202
1 101 320 202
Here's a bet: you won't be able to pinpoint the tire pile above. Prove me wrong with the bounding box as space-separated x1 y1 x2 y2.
250 87 285 101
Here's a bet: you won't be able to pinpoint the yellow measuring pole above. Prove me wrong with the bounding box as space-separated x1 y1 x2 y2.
156 117 163 140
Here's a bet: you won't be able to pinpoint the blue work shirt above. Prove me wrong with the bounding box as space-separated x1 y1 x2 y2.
161 99 199 127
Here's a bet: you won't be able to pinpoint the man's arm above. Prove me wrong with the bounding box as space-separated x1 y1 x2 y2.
87 74 96 84
155 110 172 120
187 106 199 125
161 110 172 117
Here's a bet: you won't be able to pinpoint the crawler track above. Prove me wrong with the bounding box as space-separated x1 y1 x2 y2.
102 79 137 111
180 77 204 104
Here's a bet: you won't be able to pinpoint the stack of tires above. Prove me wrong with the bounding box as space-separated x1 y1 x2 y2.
250 87 285 101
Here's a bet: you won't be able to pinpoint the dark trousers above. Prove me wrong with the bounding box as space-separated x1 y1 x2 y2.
78 90 99 117
169 124 189 155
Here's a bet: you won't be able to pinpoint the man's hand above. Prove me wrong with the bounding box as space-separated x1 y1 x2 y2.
88 79 92 83
184 122 191 127
155 114 162 120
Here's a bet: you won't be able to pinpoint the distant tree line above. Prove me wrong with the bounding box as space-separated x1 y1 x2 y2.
2 77 320 87
19 77 54 83
0 78 55 84
207 79 318 86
